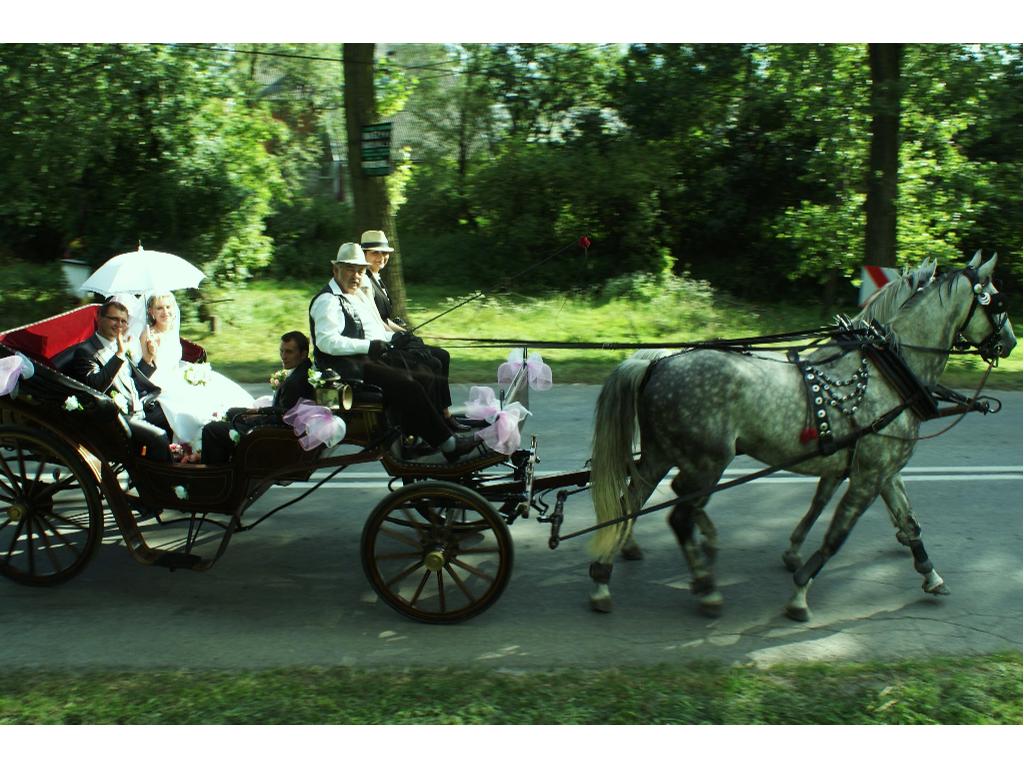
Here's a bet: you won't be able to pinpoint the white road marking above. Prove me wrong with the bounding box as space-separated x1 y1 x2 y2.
265 466 1022 491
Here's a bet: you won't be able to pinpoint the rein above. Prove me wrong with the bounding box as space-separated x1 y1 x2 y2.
553 398 914 545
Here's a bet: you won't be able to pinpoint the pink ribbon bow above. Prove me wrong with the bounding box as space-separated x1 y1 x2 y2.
461 385 532 454
282 398 347 451
463 385 502 422
0 354 35 398
496 349 553 391
476 402 531 455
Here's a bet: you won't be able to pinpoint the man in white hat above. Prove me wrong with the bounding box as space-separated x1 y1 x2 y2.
308 242 480 462
360 229 466 433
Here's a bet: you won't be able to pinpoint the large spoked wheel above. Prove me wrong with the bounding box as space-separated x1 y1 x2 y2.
0 426 104 586
360 481 514 624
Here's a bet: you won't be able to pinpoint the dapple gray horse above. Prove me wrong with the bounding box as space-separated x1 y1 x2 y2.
587 255 1015 621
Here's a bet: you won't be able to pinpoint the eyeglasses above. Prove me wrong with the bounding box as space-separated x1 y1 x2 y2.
102 315 129 325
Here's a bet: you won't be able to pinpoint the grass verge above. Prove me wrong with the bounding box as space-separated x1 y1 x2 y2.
2 264 1020 389
167 280 1024 390
1 652 1019 724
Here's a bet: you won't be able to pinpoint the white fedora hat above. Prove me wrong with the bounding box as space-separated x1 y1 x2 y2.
333 242 369 266
360 230 394 252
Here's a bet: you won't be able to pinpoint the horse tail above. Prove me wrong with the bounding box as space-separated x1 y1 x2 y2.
589 352 663 560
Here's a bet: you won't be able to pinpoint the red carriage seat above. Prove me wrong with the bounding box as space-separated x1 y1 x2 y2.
0 303 206 370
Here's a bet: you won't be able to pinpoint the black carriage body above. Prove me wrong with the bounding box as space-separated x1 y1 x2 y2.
1 305 537 623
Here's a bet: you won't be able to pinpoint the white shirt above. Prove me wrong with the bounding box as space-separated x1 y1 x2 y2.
94 333 122 365
310 277 394 357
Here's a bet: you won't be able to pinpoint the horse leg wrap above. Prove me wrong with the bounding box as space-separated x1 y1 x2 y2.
589 562 613 584
908 540 934 575
691 574 716 596
794 551 826 587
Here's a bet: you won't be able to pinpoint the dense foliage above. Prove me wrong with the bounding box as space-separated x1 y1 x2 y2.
0 43 1019 308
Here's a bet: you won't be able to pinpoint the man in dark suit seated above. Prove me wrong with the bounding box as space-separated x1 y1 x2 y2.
65 298 172 462
199 330 316 465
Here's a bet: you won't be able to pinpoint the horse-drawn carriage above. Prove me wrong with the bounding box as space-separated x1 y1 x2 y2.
0 303 561 624
0 253 1016 625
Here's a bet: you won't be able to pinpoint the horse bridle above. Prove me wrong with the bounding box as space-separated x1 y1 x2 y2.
954 266 1011 363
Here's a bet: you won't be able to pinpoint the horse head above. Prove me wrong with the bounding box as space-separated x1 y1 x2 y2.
958 253 1017 362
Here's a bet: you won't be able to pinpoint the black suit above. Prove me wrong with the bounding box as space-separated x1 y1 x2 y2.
200 359 316 465
66 334 172 462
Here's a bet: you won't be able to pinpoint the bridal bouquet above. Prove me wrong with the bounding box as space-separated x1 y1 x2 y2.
182 362 211 386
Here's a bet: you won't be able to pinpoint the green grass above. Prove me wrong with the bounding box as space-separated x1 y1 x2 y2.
179 279 1024 389
0 652 1019 724
2 261 1020 388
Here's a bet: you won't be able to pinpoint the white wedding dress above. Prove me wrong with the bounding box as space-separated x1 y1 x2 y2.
121 293 253 448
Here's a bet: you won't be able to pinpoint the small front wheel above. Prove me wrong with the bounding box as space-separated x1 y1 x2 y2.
360 481 513 624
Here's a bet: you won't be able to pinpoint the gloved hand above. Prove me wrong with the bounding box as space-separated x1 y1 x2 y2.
368 339 388 360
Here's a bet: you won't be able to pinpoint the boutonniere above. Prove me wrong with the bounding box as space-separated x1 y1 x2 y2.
269 368 288 390
110 391 129 413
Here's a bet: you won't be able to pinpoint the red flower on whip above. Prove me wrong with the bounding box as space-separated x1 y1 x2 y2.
578 235 592 249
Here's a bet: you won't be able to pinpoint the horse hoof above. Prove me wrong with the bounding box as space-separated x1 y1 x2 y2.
698 591 723 618
924 581 951 596
785 604 810 622
590 596 613 613
620 543 644 561
782 551 802 572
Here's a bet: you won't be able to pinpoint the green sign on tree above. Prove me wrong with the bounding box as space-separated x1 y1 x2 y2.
360 122 392 176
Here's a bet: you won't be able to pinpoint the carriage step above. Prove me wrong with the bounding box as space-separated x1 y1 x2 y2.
153 551 205 571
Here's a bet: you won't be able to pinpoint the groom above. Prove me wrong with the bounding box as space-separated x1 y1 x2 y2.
65 298 172 462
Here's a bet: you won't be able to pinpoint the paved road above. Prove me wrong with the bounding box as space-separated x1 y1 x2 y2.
1 384 1019 669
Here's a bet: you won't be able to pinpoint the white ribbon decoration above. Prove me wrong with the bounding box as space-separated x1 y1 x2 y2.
496 348 553 391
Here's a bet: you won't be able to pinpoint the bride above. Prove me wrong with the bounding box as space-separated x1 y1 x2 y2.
127 292 253 447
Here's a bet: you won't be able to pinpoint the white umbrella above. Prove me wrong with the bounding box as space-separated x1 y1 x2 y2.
79 245 206 295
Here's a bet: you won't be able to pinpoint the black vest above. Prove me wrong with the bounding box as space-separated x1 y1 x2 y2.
308 284 367 379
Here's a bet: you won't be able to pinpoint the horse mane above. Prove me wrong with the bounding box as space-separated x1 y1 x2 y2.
854 259 938 325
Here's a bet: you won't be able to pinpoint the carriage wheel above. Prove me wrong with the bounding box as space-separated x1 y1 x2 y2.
360 481 513 624
0 426 104 586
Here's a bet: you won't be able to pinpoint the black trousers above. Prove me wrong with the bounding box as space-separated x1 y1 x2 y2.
129 401 172 462
384 345 452 412
362 359 452 447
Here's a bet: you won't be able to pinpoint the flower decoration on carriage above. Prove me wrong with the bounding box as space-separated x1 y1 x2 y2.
463 385 532 455
229 429 241 445
0 353 35 399
173 485 189 500
497 348 553 391
62 395 84 412
282 398 347 451
307 367 325 388
269 368 289 390
110 391 129 413
182 361 211 386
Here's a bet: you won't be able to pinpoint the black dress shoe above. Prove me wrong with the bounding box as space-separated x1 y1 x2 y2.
443 434 482 463
445 415 473 433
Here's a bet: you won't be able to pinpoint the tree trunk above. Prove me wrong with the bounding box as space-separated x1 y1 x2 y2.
343 42 408 318
865 43 903 267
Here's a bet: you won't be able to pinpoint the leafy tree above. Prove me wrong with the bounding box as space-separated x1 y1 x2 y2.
0 44 285 282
